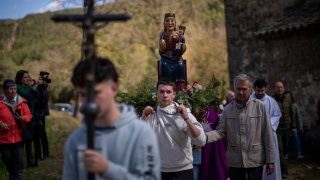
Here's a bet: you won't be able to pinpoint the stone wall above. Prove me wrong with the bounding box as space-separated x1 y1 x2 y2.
225 0 320 127
261 30 320 127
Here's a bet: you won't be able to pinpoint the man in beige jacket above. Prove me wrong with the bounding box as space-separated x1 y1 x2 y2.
206 74 275 180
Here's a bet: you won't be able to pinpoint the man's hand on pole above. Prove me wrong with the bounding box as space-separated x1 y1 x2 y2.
83 150 108 176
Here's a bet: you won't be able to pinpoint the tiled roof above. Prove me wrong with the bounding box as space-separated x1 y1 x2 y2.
255 4 320 36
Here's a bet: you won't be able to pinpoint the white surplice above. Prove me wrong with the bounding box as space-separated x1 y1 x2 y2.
251 93 282 180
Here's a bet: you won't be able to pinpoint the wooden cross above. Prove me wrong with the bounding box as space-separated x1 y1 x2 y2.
51 1 130 179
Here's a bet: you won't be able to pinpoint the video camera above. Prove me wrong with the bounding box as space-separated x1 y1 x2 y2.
39 71 52 84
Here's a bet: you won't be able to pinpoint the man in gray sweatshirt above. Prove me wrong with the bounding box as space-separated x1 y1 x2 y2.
142 81 206 180
62 57 161 180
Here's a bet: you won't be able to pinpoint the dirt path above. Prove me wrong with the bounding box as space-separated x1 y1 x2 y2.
4 22 19 51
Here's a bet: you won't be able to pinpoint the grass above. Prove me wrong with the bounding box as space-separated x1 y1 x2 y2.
286 155 320 180
0 111 80 180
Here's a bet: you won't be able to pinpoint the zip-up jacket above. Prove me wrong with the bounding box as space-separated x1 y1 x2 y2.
0 95 32 144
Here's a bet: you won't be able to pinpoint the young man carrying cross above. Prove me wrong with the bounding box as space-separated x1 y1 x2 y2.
62 57 161 180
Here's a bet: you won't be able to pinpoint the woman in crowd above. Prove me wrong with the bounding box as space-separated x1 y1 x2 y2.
0 79 32 179
15 70 38 167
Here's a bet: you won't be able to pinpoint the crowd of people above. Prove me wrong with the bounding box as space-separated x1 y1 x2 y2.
0 62 307 180
0 68 307 180
204 76 306 180
57 57 307 180
0 70 50 180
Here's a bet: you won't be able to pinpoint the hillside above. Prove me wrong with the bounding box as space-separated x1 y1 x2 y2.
0 0 228 103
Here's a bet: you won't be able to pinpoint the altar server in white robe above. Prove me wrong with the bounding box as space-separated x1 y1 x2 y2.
251 79 282 180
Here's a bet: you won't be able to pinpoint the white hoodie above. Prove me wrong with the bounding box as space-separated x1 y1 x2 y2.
146 102 206 172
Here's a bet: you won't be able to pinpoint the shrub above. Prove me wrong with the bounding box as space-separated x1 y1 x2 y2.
118 75 222 119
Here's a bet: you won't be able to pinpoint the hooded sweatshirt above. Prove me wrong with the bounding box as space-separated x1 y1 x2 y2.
62 104 161 180
146 102 206 172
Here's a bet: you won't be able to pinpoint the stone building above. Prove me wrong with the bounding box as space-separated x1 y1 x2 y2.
225 0 320 127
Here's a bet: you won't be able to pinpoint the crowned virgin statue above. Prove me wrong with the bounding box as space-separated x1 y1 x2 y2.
158 13 187 91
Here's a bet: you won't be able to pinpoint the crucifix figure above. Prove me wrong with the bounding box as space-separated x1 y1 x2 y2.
51 1 160 180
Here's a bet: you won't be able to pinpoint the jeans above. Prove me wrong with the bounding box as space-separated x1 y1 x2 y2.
0 142 23 180
193 164 201 180
291 129 303 156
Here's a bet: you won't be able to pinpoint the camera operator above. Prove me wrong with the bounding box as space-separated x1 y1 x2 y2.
15 70 51 167
15 70 38 168
33 72 50 162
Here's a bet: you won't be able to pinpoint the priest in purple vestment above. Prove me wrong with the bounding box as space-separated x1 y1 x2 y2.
200 107 228 180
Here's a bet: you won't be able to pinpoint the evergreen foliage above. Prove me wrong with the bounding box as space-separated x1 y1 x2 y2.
118 75 223 119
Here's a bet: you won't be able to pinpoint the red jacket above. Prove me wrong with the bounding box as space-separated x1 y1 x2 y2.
0 95 32 144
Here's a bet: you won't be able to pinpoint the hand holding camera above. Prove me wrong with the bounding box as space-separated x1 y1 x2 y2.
30 71 51 90
39 71 51 84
